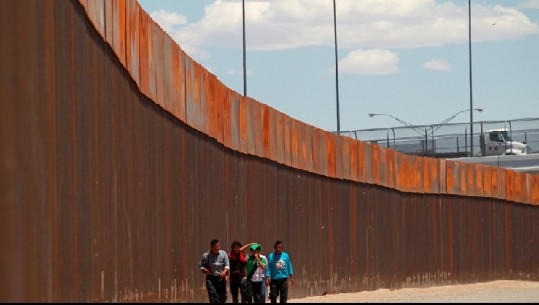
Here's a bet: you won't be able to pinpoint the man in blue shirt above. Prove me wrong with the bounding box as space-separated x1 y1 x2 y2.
200 239 230 303
265 240 294 303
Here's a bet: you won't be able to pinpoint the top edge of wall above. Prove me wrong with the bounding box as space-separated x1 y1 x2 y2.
77 0 539 206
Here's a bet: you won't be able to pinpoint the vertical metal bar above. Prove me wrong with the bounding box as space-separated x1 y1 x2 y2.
391 128 396 149
468 0 474 156
242 0 247 97
465 128 468 154
333 0 340 133
480 122 484 156
424 129 428 155
431 126 435 153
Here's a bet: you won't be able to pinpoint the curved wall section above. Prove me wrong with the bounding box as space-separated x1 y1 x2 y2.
76 0 539 206
1 0 539 302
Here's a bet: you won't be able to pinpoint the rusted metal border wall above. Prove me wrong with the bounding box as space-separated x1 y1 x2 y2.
75 0 539 207
1 0 538 302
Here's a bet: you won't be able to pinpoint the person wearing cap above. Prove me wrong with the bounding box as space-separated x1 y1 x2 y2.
199 239 230 303
228 240 247 303
240 242 267 303
265 240 294 303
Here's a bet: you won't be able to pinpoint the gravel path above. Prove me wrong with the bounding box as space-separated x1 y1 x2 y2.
289 280 539 303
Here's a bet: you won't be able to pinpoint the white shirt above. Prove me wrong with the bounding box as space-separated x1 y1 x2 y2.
247 254 267 282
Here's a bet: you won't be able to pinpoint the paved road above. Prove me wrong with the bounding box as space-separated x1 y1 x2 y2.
457 154 539 174
289 280 539 303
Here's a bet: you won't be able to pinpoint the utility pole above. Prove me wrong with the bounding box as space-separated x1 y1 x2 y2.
242 0 247 97
333 0 341 133
468 0 474 156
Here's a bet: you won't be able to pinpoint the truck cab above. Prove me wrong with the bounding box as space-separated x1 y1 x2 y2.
480 128 530 156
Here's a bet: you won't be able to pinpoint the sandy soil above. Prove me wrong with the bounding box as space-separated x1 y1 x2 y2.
289 280 539 303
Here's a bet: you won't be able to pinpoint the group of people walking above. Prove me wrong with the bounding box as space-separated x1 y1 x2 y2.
199 239 294 303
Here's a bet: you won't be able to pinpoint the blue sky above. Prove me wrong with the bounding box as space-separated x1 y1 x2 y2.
138 0 539 133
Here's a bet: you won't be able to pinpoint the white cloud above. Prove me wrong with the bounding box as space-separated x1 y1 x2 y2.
180 44 210 60
149 9 187 33
226 69 255 76
148 10 213 59
170 0 538 52
518 1 539 9
423 59 452 72
333 49 399 75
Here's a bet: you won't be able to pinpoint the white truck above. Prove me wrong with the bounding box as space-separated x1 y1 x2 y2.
480 128 531 156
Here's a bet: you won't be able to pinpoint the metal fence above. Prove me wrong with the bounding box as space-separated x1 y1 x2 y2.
1 1 539 303
339 118 539 157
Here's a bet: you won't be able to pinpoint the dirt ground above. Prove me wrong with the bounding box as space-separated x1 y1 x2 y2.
288 280 539 303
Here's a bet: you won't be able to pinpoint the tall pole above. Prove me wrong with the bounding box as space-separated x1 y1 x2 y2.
242 0 247 97
333 0 341 133
468 0 474 156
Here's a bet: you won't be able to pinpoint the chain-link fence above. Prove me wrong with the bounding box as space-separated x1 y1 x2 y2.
338 118 539 158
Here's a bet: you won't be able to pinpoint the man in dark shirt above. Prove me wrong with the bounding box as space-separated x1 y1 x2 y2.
200 239 230 303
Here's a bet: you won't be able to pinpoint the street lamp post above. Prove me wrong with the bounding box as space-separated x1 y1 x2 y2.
468 0 475 156
333 0 341 134
242 0 247 97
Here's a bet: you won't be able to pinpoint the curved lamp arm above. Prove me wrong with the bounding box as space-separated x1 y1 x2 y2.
368 113 425 136
368 113 414 127
431 108 483 134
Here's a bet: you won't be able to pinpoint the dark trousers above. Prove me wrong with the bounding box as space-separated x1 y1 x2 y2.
246 281 264 303
269 278 288 303
206 275 227 303
262 278 267 302
230 280 247 303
